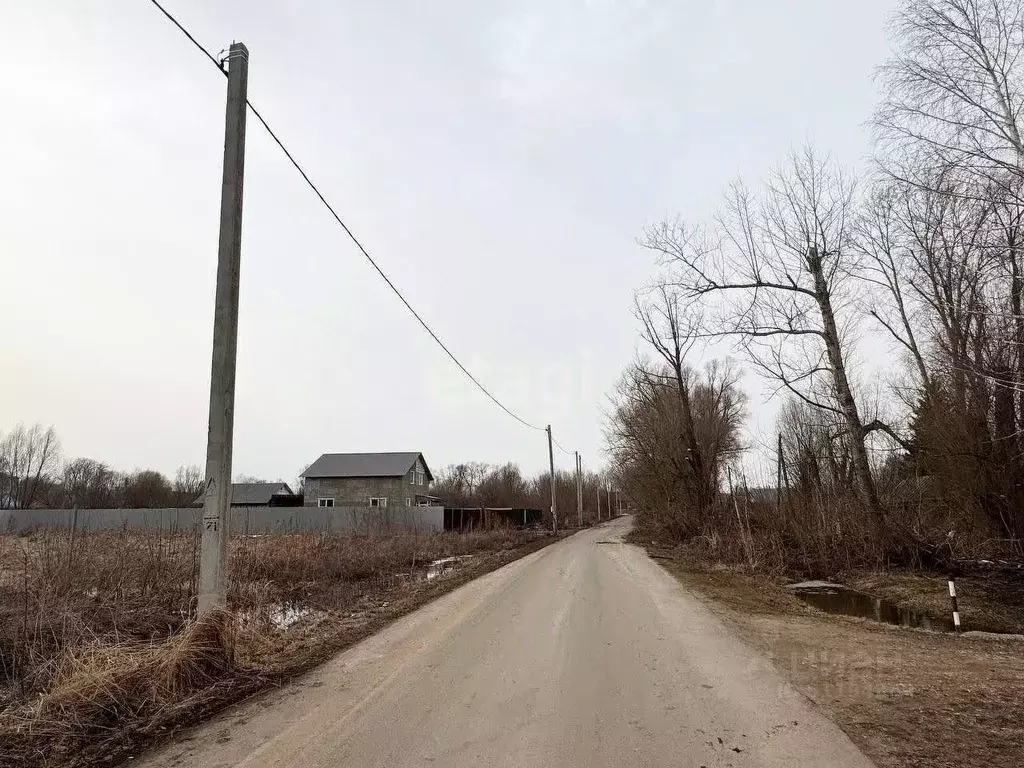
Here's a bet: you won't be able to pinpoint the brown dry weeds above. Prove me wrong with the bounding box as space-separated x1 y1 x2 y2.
0 527 557 768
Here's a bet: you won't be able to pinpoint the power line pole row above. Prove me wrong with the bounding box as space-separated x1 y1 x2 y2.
547 431 593 533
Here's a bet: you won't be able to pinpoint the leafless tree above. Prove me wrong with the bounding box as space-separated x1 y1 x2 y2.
898 167 995 407
527 469 584 523
876 0 1024 189
691 358 748 481
477 463 529 508
642 147 890 526
606 357 747 539
118 469 174 508
867 2 1024 542
985 173 1024 430
59 457 117 508
173 464 204 506
433 462 491 507
857 162 1024 536
0 423 61 509
294 464 311 497
634 284 716 510
778 399 854 498
606 362 689 525
856 184 932 388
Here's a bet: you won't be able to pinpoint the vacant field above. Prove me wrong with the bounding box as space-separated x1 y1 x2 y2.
647 544 1024 768
0 526 556 768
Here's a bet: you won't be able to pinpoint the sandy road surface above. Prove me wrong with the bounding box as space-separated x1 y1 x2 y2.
143 517 873 767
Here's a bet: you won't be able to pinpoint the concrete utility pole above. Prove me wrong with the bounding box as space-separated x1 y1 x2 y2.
198 42 249 616
546 425 557 535
575 452 583 527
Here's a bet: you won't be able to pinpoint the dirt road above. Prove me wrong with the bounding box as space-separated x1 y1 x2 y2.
143 518 873 768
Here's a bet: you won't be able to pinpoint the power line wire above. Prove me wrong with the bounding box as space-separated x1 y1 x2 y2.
552 435 573 456
148 0 223 72
243 103 546 434
148 0 549 436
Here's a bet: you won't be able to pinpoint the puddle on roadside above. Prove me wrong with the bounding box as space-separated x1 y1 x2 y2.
238 601 323 631
272 602 318 629
789 583 955 632
425 555 472 581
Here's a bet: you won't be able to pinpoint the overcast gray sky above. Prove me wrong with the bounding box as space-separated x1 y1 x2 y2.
1 0 899 482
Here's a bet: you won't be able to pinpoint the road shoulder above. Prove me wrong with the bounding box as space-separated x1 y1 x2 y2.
650 556 1024 768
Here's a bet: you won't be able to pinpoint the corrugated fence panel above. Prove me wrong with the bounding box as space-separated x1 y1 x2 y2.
0 506 445 535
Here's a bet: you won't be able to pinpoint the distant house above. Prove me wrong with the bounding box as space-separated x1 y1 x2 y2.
193 482 299 508
301 452 437 509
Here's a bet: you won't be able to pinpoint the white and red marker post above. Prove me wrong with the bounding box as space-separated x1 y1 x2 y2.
948 576 961 633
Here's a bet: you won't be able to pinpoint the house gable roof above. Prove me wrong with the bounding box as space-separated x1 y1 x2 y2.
302 452 433 481
193 482 294 506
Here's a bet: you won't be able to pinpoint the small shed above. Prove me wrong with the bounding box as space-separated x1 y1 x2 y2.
193 482 300 508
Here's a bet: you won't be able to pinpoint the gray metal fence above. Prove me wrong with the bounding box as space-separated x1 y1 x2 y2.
0 505 444 535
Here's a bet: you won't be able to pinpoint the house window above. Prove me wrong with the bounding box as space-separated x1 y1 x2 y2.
416 469 424 486
405 497 411 507
369 497 388 507
318 498 335 508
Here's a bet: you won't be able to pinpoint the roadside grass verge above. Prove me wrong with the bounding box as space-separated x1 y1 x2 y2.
637 525 1024 633
643 540 1024 768
0 527 557 767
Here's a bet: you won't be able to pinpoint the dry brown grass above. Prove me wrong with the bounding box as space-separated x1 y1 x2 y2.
0 526 554 768
634 483 1024 587
632 492 896 581
33 608 234 730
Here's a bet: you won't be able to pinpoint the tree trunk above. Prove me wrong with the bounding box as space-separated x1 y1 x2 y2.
1009 245 1024 538
808 247 886 529
1010 245 1024 439
671 362 713 512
